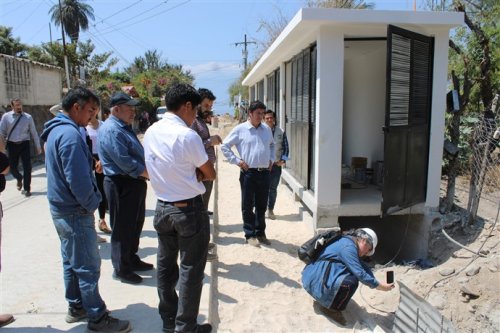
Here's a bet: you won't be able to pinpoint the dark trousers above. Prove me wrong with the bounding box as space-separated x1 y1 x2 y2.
330 274 359 311
268 164 282 210
239 169 270 239
7 141 31 191
103 176 147 273
154 195 209 333
95 171 107 219
201 180 213 211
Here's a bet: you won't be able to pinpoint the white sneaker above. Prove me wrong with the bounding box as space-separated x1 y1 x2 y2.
245 237 260 247
267 209 276 220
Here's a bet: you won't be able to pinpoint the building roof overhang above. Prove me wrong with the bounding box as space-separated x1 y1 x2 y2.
243 8 463 86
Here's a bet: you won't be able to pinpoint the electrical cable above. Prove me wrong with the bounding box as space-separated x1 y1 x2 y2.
381 207 412 268
95 0 143 25
11 0 44 31
424 202 499 299
97 0 191 36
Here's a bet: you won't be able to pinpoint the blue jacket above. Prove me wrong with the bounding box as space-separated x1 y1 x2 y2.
41 114 101 215
301 236 379 308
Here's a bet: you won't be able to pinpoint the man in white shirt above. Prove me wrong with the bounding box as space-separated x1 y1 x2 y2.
0 98 42 197
221 101 275 247
143 83 215 333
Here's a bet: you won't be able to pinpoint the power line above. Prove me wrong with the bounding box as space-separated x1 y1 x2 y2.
85 28 131 66
95 0 170 34
96 0 144 24
97 0 191 36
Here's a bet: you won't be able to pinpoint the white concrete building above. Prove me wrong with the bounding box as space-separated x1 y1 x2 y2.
243 9 463 257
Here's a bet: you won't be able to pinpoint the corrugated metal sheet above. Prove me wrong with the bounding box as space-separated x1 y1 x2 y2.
394 282 458 333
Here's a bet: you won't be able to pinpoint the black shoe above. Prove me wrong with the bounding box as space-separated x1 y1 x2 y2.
198 323 212 333
207 210 213 216
113 270 142 284
24 191 31 197
65 306 87 323
257 236 271 245
131 260 154 271
87 312 131 333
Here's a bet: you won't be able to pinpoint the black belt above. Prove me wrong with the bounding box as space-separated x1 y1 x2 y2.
7 140 28 145
247 168 269 172
109 174 147 181
158 195 202 208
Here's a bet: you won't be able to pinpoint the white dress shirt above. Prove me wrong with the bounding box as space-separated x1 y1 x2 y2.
144 113 208 202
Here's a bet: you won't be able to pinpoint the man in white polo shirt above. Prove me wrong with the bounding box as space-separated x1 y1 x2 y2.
143 83 216 333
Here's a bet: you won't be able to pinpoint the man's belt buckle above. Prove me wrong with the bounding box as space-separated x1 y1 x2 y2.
173 202 188 208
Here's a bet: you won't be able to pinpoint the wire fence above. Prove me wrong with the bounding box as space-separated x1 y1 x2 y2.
442 114 500 224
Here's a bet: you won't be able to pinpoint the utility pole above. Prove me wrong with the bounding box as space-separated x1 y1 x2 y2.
58 0 71 89
234 34 256 71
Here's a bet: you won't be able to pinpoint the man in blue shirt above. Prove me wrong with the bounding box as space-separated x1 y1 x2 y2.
98 92 151 285
221 101 275 247
41 87 130 332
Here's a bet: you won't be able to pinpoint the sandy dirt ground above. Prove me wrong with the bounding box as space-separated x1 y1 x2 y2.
212 117 499 333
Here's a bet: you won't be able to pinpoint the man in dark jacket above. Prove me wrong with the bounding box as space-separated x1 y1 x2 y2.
41 86 130 333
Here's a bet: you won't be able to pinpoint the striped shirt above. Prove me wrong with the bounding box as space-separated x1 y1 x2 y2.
191 116 216 163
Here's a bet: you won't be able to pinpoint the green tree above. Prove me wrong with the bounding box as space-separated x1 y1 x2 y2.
306 0 374 9
439 0 499 216
0 26 28 56
49 0 95 44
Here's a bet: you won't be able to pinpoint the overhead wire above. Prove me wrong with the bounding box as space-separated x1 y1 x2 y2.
95 0 144 24
97 0 191 36
8 0 44 31
95 0 171 35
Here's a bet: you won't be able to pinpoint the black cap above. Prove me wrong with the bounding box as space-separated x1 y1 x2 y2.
110 92 140 107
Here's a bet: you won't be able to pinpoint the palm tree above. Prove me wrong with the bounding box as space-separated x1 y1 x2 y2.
49 0 95 44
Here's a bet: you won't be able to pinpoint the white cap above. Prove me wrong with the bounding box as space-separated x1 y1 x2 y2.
49 103 62 117
361 228 378 256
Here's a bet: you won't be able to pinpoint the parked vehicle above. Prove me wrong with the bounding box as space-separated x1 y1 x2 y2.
156 106 167 120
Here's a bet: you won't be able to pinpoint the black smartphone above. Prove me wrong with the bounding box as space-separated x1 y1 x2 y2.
386 270 394 284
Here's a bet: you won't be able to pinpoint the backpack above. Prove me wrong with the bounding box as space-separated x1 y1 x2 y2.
298 228 343 264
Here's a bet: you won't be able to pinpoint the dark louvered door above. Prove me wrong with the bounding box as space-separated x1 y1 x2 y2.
382 25 434 216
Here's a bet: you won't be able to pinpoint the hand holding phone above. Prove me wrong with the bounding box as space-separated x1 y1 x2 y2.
386 270 394 284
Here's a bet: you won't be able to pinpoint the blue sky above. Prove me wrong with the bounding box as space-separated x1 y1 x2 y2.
0 0 414 114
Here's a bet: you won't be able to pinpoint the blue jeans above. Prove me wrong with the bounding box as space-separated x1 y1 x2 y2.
154 195 209 333
330 274 359 311
268 164 282 210
239 169 270 239
52 211 106 321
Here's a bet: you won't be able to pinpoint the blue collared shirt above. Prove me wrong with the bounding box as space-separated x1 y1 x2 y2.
98 115 145 178
221 121 275 168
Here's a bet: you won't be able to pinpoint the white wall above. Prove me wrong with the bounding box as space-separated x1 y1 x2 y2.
315 27 344 227
0 55 62 106
342 41 386 168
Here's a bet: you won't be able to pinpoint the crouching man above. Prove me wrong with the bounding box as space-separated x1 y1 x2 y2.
301 228 394 326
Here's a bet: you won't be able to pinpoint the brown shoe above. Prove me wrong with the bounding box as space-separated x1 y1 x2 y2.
16 179 22 191
313 301 347 326
99 220 112 234
0 313 15 328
